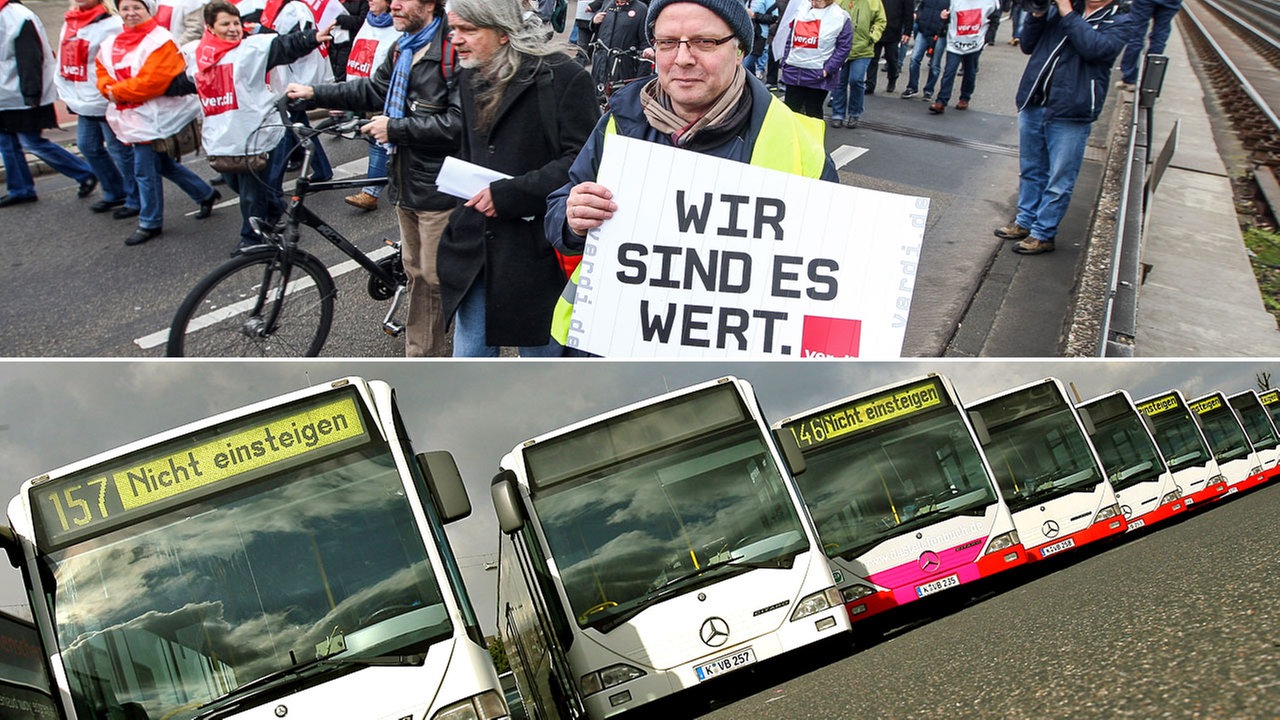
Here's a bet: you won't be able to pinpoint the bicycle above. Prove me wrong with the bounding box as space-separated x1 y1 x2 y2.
166 104 407 357
589 39 655 110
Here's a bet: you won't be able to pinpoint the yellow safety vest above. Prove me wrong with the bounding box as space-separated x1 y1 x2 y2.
550 96 828 346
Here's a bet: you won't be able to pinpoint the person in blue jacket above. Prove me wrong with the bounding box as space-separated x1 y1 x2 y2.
994 0 1130 255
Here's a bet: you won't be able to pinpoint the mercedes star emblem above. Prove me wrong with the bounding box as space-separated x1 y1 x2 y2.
919 551 941 572
700 617 730 647
1121 505 1133 518
1042 520 1061 538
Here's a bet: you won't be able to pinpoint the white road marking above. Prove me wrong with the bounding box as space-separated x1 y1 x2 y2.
182 157 371 216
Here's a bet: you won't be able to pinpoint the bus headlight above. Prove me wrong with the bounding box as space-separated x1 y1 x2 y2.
1161 491 1182 504
839 584 875 604
1251 466 1262 476
1209 474 1225 484
431 690 507 720
984 530 1020 554
1093 504 1122 523
791 587 842 620
580 663 645 696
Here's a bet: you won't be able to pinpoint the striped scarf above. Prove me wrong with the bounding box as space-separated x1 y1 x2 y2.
383 15 440 155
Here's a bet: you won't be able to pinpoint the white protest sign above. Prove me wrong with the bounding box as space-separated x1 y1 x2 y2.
565 134 928 358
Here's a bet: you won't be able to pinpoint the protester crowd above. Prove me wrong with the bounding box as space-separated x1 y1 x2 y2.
0 0 1148 355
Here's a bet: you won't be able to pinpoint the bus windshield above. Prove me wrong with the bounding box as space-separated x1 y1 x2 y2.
527 403 807 633
44 445 452 720
1197 410 1252 462
794 408 997 560
1148 411 1212 471
1232 401 1278 449
977 390 1102 513
1090 411 1166 492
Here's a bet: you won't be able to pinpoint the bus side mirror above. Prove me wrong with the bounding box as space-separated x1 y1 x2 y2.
0 525 19 568
773 429 806 476
968 410 991 446
491 470 526 535
416 451 472 523
1077 408 1097 436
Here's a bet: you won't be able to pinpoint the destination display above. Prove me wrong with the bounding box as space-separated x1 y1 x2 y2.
1136 394 1181 416
784 377 948 450
1189 395 1224 415
1260 390 1280 407
31 391 370 549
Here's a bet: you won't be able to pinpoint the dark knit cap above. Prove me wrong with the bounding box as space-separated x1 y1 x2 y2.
645 0 754 54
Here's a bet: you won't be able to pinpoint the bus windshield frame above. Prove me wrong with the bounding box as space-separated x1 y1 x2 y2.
782 378 999 561
1228 394 1279 451
1082 394 1168 493
521 383 810 634
1191 396 1253 463
26 386 460 720
972 383 1104 514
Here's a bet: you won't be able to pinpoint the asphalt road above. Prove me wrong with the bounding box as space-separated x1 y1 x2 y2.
641 481 1280 720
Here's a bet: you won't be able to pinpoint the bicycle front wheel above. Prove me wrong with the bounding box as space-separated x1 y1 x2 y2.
167 249 335 357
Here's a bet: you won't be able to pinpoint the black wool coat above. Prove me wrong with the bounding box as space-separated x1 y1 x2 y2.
438 53 599 347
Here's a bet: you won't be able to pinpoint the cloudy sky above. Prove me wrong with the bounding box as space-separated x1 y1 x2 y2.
1 360 1272 631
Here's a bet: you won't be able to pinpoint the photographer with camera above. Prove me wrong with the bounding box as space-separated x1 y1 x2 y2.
993 0 1130 255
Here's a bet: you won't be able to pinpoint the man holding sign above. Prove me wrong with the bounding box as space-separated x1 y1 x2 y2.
546 0 840 354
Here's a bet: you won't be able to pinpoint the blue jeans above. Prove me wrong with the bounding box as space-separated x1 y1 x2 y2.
1010 6 1025 40
0 130 94 198
132 142 215 230
363 142 389 198
906 32 946 94
830 57 873 120
224 145 285 243
1015 105 1094 242
935 50 981 106
1120 0 1181 83
77 116 135 206
453 272 563 357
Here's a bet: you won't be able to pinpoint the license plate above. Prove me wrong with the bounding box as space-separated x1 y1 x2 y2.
1040 537 1076 557
1227 487 1239 495
1128 518 1146 531
915 574 960 598
694 647 755 681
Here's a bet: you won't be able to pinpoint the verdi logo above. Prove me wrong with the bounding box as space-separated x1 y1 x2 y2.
196 64 239 116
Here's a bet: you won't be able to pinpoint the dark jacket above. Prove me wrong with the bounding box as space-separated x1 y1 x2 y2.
912 0 951 38
882 0 915 39
1016 0 1130 122
0 5 56 134
589 0 651 81
311 20 461 211
546 74 839 257
438 54 599 347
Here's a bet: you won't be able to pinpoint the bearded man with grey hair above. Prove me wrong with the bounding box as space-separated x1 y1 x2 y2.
437 0 598 356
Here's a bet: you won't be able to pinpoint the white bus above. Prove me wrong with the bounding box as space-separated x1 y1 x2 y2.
1134 390 1228 510
0 610 62 719
491 377 850 720
965 378 1127 561
1257 389 1280 440
771 374 1026 624
1077 391 1186 533
1 378 507 720
1226 390 1280 484
1187 391 1267 497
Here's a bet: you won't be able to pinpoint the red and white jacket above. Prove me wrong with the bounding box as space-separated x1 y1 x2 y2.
95 20 201 143
0 1 57 112
344 19 396 79
185 34 285 155
55 7 122 116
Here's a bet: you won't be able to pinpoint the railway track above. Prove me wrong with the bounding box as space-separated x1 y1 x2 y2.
1181 0 1280 224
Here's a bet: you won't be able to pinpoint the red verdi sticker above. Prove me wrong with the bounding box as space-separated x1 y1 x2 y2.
197 64 239 116
800 315 862 358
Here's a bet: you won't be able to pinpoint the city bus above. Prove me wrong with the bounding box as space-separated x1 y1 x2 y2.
1226 390 1280 484
1077 391 1186 533
965 378 1127 561
1 378 507 720
1135 389 1228 509
771 373 1026 624
1257 389 1280 439
0 610 61 719
1188 391 1267 496
490 377 850 720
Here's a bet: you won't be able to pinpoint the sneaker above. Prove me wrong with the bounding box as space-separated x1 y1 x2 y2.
344 191 379 211
1115 80 1135 91
994 222 1031 240
77 177 98 198
901 88 918 99
922 92 933 101
928 102 945 114
829 116 844 128
1012 238 1055 254
125 226 162 246
845 117 860 128
957 98 970 110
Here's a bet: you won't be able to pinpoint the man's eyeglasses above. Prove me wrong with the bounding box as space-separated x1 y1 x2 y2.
651 34 736 53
